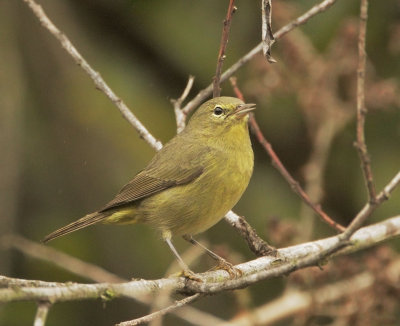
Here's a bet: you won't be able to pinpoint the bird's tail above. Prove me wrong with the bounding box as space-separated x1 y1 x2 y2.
42 212 110 243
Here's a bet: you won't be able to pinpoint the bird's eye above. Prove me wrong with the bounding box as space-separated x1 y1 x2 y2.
213 106 224 116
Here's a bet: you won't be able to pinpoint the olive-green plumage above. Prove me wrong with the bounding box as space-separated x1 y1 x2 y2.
43 97 255 267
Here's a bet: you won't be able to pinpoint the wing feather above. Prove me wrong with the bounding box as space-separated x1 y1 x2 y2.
100 167 203 212
99 134 208 212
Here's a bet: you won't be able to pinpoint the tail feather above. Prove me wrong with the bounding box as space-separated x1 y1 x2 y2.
42 212 110 243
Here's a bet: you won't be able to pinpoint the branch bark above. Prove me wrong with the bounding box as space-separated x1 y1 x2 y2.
213 0 236 97
2 215 400 303
355 0 376 202
34 302 51 326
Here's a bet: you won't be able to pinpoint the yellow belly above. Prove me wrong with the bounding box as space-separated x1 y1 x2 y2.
103 129 254 237
137 154 253 236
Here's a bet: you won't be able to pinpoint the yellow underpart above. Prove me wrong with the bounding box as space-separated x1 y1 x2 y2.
103 207 138 225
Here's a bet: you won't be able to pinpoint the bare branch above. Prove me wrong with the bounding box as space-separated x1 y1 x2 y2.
2 215 400 303
182 0 338 116
249 115 345 232
213 0 237 98
34 302 51 326
261 0 276 63
229 77 345 232
171 75 195 133
225 211 276 257
355 0 376 201
21 0 162 151
116 294 202 326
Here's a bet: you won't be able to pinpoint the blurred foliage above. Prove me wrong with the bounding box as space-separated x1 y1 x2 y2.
0 0 399 325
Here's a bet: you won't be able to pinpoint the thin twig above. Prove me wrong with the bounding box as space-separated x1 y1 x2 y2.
355 0 376 202
34 302 51 326
251 117 345 232
213 0 236 98
261 0 276 63
116 294 202 326
230 77 345 232
21 0 162 151
171 75 195 133
182 0 338 116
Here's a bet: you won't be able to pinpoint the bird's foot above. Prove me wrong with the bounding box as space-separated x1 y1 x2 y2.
213 258 242 278
177 269 202 282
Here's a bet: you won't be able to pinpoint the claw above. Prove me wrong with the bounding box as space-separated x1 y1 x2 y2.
179 269 202 282
213 258 242 278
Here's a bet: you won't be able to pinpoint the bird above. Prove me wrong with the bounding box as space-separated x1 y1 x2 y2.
43 96 255 278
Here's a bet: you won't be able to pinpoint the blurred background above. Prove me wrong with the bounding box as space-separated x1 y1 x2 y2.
1 0 399 325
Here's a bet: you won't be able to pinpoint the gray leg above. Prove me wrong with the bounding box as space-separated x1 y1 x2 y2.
183 235 225 261
165 237 190 271
182 235 242 278
162 230 200 281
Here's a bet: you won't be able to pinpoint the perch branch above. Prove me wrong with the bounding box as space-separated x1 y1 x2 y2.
2 215 400 303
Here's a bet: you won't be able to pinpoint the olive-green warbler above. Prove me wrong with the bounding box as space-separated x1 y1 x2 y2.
44 97 255 276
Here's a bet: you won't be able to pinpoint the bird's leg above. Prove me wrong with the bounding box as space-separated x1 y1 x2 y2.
162 230 201 281
182 235 242 278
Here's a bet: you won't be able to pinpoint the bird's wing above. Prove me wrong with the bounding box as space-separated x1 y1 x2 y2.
99 137 207 212
100 166 203 212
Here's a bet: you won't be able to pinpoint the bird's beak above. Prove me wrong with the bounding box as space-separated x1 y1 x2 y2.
234 103 256 118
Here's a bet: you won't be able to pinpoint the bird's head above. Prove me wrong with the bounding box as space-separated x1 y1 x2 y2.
187 97 256 134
